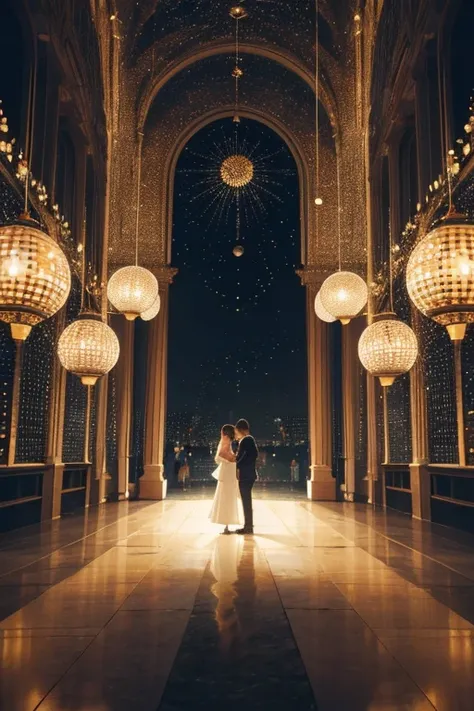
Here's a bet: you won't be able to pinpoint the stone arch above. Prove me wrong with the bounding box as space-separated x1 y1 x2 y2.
162 106 313 267
137 42 339 136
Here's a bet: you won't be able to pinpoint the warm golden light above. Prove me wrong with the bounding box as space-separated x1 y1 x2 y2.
233 245 244 257
406 216 474 341
57 317 120 385
141 293 161 321
358 314 418 387
314 291 335 323
319 271 368 325
220 155 254 188
0 220 71 340
107 266 158 320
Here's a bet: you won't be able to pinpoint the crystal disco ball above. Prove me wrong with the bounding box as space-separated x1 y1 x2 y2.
406 215 474 340
107 266 158 320
0 219 71 340
233 245 244 257
141 293 161 321
220 154 254 188
58 316 120 385
314 291 335 323
319 271 368 324
358 314 418 387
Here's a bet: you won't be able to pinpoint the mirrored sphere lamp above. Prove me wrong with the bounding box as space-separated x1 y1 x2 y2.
358 313 418 387
0 218 71 340
57 315 120 386
141 292 161 321
107 266 158 321
314 291 335 323
319 271 368 324
406 214 474 341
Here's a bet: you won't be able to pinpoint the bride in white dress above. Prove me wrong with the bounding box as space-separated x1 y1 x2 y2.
209 425 243 534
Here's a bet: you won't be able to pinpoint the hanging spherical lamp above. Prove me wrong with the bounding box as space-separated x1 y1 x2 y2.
406 212 474 341
57 314 120 386
233 245 244 257
314 291 335 323
141 292 161 321
319 271 368 325
358 313 418 387
107 266 158 321
0 217 71 340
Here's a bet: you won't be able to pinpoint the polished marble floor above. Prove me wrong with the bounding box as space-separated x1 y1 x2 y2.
1 493 474 710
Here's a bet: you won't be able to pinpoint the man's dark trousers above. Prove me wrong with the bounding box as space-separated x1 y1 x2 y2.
239 478 255 530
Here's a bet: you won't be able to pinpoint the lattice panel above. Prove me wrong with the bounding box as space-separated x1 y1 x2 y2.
106 365 118 476
420 316 458 463
62 276 86 462
0 324 14 464
16 318 56 463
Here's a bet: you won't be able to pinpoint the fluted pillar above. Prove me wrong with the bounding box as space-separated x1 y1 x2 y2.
298 268 335 501
342 318 365 501
113 316 135 500
141 267 177 500
409 309 430 520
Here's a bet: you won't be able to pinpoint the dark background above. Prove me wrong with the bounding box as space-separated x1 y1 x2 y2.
166 117 307 439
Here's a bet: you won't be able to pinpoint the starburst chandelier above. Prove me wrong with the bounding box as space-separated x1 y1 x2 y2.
220 154 254 188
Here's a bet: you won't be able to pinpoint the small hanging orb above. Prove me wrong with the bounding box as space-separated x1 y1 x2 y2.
319 271 368 325
358 313 418 387
0 218 71 340
232 66 244 79
406 213 474 341
230 5 248 19
233 245 244 257
315 197 323 206
220 154 254 188
107 265 158 321
314 291 335 323
141 293 161 321
57 315 120 386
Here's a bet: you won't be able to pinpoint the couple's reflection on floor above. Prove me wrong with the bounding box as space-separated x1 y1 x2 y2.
210 534 256 659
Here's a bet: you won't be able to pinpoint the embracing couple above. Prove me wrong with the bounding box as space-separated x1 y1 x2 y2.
209 419 258 535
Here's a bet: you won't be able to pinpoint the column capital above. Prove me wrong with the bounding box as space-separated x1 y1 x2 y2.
296 266 331 289
152 265 178 285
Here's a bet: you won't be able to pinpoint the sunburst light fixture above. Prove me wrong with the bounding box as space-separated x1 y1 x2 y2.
220 154 254 188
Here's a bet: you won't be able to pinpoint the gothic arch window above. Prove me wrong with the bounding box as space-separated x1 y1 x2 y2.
399 124 418 228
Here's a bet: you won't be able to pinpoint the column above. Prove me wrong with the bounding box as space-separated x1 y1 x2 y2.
409 309 431 520
89 376 109 506
141 267 176 500
342 318 364 501
298 268 335 501
114 315 135 500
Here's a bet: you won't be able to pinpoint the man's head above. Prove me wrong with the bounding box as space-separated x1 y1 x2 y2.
235 418 250 440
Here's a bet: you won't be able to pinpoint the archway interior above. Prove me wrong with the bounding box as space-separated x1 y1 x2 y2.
165 117 308 487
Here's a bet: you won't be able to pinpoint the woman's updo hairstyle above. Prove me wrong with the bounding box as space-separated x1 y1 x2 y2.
221 424 235 440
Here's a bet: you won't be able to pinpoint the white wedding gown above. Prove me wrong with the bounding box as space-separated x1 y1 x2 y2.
209 454 243 526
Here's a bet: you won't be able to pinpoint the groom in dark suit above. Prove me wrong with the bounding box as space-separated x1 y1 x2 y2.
235 419 258 534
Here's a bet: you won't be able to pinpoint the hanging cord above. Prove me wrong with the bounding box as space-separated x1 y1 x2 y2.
336 143 342 270
235 15 240 115
236 186 241 243
135 132 144 266
314 0 321 247
388 207 394 312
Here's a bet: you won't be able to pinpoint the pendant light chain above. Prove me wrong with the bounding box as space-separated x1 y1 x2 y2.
336 146 342 271
135 132 144 267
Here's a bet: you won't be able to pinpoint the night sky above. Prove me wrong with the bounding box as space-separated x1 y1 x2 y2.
167 118 307 438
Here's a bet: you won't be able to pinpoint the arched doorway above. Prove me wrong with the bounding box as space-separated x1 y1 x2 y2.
164 117 308 494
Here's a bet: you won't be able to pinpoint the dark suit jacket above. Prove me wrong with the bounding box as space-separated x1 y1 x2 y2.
236 435 258 482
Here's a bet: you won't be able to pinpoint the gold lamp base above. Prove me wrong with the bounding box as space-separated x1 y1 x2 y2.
10 323 32 341
340 318 351 325
379 376 396 387
80 375 99 386
124 313 138 321
446 323 467 341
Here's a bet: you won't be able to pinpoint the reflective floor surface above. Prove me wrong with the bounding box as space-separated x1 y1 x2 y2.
1 493 474 710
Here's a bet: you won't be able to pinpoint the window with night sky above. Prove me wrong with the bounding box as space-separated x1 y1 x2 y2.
167 117 307 443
